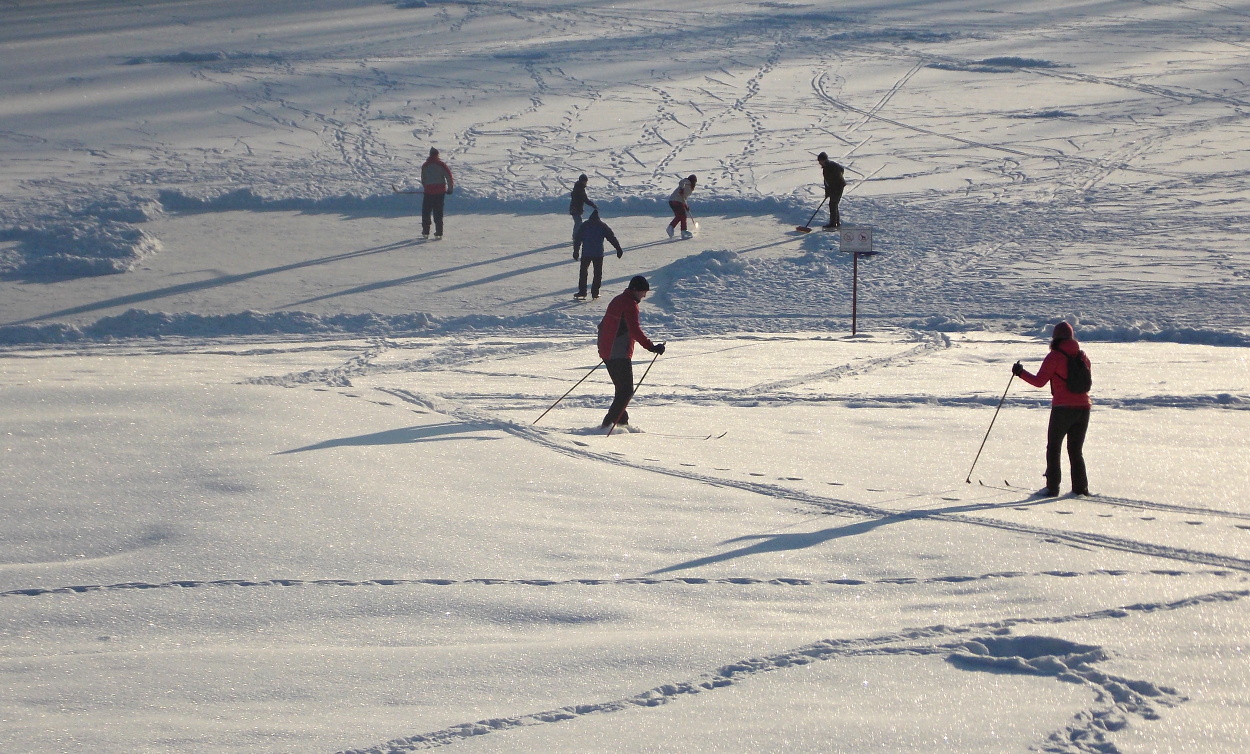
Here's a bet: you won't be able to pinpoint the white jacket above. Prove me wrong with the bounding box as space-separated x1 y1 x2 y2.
668 178 694 204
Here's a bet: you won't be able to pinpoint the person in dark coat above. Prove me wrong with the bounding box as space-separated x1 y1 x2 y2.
1013 321 1093 496
569 174 598 241
573 210 623 300
420 147 454 239
817 152 847 229
597 276 664 428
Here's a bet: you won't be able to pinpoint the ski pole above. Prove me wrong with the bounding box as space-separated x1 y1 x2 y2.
965 374 1014 483
796 196 827 233
534 360 602 425
607 348 662 437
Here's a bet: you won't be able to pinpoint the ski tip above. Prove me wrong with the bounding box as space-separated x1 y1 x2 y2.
795 226 813 233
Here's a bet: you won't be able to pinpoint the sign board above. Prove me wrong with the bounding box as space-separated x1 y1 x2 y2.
838 226 873 253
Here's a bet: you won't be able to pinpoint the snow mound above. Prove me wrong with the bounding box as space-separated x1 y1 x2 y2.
929 57 1064 73
0 221 162 281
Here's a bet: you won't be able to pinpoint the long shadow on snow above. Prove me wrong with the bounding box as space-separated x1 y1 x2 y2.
284 242 567 306
6 238 423 326
649 498 1048 575
275 421 499 454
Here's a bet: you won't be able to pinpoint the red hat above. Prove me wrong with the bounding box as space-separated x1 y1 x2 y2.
1053 322 1074 340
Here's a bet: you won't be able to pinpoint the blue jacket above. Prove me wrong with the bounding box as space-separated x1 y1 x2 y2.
574 215 621 259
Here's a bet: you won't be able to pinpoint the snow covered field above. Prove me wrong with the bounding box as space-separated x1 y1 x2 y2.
2 1 1249 752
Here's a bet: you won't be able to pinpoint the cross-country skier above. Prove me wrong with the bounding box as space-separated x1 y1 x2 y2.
569 174 598 242
572 210 623 300
666 175 697 239
1012 321 1092 497
598 275 665 428
817 152 847 229
420 147 454 239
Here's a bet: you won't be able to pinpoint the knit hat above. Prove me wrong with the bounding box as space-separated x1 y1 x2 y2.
1053 321 1074 340
429 147 439 157
687 175 697 184
817 152 828 161
578 174 588 182
629 275 650 292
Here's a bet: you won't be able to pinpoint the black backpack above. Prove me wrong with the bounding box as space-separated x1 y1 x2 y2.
1065 351 1092 394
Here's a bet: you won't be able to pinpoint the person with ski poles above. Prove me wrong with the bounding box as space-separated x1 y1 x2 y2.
569 173 598 242
598 275 665 428
1012 321 1092 497
420 147 454 239
666 175 697 239
817 152 847 229
572 210 623 301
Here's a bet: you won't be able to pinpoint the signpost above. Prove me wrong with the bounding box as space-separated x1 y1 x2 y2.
838 227 873 335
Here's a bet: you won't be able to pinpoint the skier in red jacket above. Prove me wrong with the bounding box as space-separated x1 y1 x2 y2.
598 276 665 428
1013 321 1092 496
420 147 454 239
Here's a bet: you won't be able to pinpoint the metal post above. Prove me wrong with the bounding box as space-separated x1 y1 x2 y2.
852 251 858 336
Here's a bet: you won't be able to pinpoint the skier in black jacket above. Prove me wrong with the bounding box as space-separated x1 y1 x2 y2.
817 152 847 229
572 210 622 300
569 174 598 242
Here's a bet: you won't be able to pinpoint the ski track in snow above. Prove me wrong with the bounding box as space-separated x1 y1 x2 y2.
4 4 1250 752
238 337 1250 576
334 590 1244 754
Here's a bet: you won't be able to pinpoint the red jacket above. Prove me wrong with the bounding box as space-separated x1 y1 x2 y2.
598 290 656 361
421 157 454 195
1018 338 1092 409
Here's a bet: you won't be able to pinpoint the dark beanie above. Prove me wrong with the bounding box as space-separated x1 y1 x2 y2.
578 174 588 182
629 275 650 292
429 147 439 157
1053 321 1074 340
817 152 828 160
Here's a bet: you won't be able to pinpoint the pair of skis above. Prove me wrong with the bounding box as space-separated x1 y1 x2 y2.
532 352 724 440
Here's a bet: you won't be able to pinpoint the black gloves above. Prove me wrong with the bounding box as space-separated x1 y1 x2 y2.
650 342 666 355
616 248 623 258
1011 361 1024 376
572 251 579 260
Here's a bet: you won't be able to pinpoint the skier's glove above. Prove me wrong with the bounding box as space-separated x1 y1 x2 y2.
650 342 666 355
1011 361 1024 376
572 251 579 260
616 248 623 258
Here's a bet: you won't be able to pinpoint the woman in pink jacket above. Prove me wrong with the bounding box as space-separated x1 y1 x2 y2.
1012 321 1092 497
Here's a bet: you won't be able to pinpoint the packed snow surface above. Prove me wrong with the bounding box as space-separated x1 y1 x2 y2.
2 1 1248 753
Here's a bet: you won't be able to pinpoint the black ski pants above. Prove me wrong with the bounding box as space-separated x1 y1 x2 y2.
825 185 844 228
1045 407 1090 494
578 256 604 298
603 357 634 427
422 193 446 236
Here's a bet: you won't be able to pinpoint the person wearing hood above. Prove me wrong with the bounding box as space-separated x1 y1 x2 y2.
666 175 697 239
420 147 454 239
1012 321 1092 497
569 174 598 241
572 210 623 300
598 276 665 428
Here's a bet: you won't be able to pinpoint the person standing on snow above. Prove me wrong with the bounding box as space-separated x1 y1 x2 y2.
666 175 697 239
1012 321 1092 497
569 174 598 242
420 147 454 239
817 152 847 229
598 276 665 428
573 210 623 301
